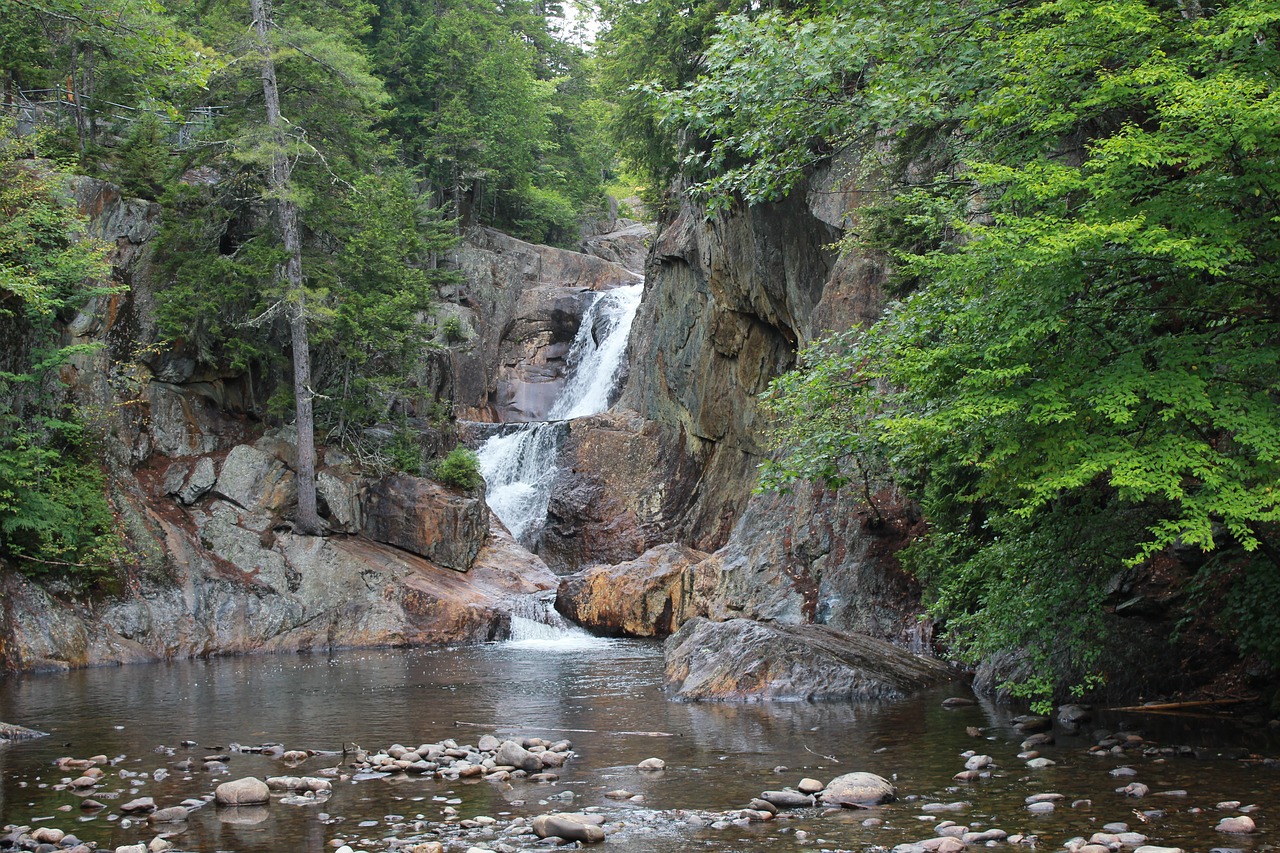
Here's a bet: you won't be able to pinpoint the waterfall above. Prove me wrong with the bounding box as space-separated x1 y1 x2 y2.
505 592 609 649
477 282 643 547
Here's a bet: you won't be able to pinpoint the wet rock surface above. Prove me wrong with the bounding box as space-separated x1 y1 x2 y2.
556 543 711 636
664 617 955 701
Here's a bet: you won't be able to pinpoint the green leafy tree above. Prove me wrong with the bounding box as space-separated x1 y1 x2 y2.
368 0 610 243
677 0 1280 702
2 0 216 158
0 122 122 576
155 0 460 519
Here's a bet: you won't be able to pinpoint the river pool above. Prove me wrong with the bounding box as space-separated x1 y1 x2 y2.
0 636 1275 852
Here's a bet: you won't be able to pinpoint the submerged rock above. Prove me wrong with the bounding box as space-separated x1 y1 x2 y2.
663 617 953 701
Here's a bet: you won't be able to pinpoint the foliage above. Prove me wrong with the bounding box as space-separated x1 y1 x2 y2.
367 0 611 242
0 0 218 159
383 423 425 475
0 122 122 577
153 2 461 442
713 0 1280 700
433 446 483 491
440 314 466 343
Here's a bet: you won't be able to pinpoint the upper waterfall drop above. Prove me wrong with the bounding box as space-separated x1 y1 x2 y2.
477 282 644 547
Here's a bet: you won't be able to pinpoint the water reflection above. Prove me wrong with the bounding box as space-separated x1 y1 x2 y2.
0 642 1275 853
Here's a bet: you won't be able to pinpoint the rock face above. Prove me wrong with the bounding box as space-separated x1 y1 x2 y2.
693 487 926 642
540 411 705 571
361 474 488 571
664 617 953 701
451 227 643 423
580 221 650 273
556 543 711 636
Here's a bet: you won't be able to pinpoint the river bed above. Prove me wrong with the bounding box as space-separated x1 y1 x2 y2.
0 637 1275 852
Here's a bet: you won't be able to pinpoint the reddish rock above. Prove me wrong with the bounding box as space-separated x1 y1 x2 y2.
557 543 710 636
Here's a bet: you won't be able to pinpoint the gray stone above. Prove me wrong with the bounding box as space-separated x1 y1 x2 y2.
148 806 189 823
664 617 953 701
215 777 270 806
213 444 296 514
178 457 217 505
495 740 541 773
1057 703 1092 725
638 757 666 771
759 790 815 808
1216 817 1256 834
317 469 363 532
120 797 156 814
531 813 606 844
820 772 896 807
797 777 825 794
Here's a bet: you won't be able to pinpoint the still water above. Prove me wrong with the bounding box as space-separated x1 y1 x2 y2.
0 636 1275 852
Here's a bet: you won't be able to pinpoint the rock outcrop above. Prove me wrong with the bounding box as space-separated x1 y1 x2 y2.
451 227 642 423
0 506 554 671
663 617 953 701
556 543 711 636
361 474 488 571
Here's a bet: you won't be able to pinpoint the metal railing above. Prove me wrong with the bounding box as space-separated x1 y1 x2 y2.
0 88 224 148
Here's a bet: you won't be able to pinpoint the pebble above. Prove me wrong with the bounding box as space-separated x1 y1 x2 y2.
964 755 993 771
1119 782 1150 798
637 758 665 771
1026 802 1055 813
1025 757 1056 769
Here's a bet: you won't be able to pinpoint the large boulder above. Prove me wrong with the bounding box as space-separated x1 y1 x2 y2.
556 543 710 636
664 617 953 701
361 474 488 571
213 444 296 515
215 777 269 806
820 772 896 807
539 410 707 571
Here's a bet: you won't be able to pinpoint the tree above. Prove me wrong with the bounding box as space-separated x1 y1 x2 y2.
248 0 321 533
155 0 459 489
670 0 1280 703
0 121 122 576
367 0 609 244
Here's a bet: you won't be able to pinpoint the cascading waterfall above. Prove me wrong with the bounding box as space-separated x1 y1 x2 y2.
505 591 604 648
477 282 643 547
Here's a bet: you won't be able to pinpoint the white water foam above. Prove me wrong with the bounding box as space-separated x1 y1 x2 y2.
477 282 643 547
505 594 612 650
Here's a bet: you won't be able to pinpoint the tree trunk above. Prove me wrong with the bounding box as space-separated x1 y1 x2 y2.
250 0 323 534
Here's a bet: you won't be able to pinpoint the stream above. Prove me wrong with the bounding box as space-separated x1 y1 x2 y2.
0 639 1276 852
